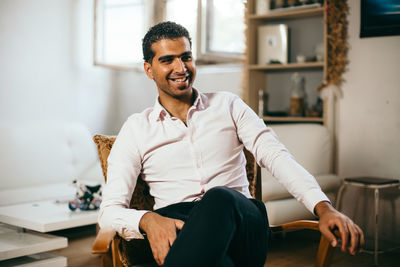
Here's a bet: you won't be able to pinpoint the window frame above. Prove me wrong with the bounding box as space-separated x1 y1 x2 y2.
93 0 245 70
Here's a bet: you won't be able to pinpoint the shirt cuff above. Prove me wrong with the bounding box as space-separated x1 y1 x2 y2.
302 188 331 216
112 209 151 240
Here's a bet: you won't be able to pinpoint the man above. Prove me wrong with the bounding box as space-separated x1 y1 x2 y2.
99 21 364 267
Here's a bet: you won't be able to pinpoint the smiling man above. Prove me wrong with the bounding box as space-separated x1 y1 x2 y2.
99 22 364 267
143 32 196 126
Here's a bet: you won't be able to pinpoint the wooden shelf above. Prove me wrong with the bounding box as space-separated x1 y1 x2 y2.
249 6 324 20
244 0 328 126
248 62 324 71
262 116 324 123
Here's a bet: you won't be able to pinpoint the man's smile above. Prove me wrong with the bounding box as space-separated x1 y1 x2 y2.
168 75 189 82
171 77 187 82
168 74 191 88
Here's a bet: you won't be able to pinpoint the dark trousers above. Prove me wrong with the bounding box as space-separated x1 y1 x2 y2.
153 186 271 267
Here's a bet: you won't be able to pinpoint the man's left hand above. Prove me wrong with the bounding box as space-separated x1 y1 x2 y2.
315 201 364 255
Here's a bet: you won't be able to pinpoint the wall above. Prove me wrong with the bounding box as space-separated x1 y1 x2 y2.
0 0 115 134
337 0 400 247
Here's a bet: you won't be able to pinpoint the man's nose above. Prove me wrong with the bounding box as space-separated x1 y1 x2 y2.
173 58 187 73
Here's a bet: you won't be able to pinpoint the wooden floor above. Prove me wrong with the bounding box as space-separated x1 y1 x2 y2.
51 225 102 267
51 225 399 267
266 230 399 267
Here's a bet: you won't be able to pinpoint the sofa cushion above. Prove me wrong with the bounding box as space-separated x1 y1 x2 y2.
265 191 337 225
0 121 103 191
262 170 340 201
266 198 314 226
260 124 339 201
270 124 332 175
0 180 103 207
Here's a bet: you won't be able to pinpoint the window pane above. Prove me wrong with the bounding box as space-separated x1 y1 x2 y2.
207 0 245 54
99 0 144 64
165 0 198 57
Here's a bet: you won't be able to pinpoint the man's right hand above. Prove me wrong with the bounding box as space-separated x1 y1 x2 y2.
139 212 184 266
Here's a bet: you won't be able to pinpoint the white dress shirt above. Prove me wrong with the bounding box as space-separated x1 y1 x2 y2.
99 90 329 240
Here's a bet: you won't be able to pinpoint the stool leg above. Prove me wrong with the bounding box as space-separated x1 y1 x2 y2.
374 188 379 266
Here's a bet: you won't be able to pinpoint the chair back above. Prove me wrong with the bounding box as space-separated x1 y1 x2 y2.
93 134 261 266
93 135 155 210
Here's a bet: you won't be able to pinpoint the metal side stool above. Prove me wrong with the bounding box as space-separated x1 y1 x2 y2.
336 177 400 266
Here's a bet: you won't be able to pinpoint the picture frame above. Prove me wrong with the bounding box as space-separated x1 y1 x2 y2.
360 0 400 38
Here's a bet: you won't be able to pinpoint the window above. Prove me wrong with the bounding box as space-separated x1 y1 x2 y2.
165 0 198 58
165 0 245 63
94 0 146 69
94 0 246 69
197 0 245 62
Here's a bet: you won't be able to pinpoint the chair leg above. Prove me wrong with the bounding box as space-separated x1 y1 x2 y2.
102 249 114 267
111 238 124 267
315 235 334 267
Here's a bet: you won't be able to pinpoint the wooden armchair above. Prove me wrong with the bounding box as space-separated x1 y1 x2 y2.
92 134 336 267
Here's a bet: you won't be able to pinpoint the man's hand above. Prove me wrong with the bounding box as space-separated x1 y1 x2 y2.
315 201 364 255
139 212 184 266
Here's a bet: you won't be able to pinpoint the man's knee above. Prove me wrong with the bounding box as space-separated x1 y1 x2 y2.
201 187 266 222
201 186 248 211
203 186 239 201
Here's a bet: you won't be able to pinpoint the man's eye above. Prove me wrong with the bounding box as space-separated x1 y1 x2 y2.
182 55 192 62
160 58 173 63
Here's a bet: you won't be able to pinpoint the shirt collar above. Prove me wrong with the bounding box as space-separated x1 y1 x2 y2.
150 88 208 122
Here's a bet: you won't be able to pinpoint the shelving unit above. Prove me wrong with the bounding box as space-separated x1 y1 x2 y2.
244 0 328 124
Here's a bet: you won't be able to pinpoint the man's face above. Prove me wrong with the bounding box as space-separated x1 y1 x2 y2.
144 37 196 101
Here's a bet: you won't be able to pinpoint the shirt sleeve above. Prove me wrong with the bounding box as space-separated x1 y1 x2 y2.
230 95 330 214
98 117 151 240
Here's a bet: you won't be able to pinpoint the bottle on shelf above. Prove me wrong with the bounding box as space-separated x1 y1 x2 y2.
289 72 306 117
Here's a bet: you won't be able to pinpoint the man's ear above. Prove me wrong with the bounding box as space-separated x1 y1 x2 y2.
144 62 154 79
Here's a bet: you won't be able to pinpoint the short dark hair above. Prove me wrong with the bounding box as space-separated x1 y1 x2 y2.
142 21 192 63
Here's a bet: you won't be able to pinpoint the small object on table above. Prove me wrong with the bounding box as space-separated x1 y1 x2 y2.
68 180 102 211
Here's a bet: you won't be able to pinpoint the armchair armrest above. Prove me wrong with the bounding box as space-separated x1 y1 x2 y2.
92 228 117 254
271 220 319 232
271 219 340 237
271 220 339 267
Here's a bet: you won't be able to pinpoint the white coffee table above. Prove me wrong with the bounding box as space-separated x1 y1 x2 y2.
0 223 67 265
0 200 98 232
0 199 99 266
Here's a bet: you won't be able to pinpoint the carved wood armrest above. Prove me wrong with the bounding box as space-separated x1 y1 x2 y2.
271 220 340 243
271 220 320 233
92 228 117 254
271 220 340 267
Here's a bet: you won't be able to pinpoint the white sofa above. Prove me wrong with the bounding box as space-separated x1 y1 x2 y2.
0 121 103 206
0 121 103 266
262 124 341 225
